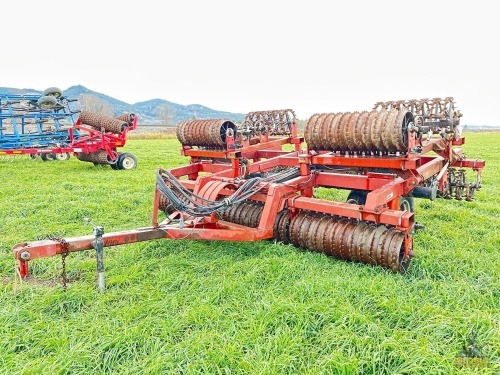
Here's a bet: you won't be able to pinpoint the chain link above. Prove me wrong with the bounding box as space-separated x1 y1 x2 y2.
50 237 69 290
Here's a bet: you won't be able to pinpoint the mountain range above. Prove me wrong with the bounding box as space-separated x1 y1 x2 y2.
0 85 246 125
2 86 498 129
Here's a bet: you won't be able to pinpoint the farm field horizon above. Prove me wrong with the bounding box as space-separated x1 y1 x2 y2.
0 132 499 374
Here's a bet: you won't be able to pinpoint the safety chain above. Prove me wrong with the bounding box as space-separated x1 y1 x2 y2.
50 237 70 290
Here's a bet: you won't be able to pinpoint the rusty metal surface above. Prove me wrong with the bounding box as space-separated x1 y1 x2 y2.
320 113 335 150
354 111 369 151
374 97 462 136
176 119 236 148
345 112 359 151
75 150 108 164
219 201 264 228
115 113 136 125
158 189 190 214
382 109 398 151
79 111 128 134
273 210 291 244
305 109 413 153
244 109 295 136
440 167 479 201
373 97 460 122
370 110 387 152
288 212 410 272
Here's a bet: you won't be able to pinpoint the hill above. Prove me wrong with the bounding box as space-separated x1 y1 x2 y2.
0 85 246 125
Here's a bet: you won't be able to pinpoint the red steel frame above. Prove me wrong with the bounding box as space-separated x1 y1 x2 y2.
12 121 485 278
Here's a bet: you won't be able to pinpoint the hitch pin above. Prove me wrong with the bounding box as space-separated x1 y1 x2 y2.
84 218 105 292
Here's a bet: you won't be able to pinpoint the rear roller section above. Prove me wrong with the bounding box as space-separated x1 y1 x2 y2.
288 212 411 272
305 109 414 153
221 206 410 272
76 150 110 165
176 119 236 148
79 111 129 134
223 205 411 272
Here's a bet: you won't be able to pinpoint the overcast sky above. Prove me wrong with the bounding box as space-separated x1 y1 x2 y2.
2 1 498 125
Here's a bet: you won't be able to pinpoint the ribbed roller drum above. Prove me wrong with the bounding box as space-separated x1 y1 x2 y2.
381 109 399 151
305 109 413 153
75 150 109 164
336 112 352 151
176 119 236 148
390 110 413 152
158 190 190 214
288 212 410 272
304 114 318 148
78 111 129 133
273 210 291 244
370 110 388 151
345 112 360 151
319 113 335 149
354 111 369 150
361 110 379 152
115 112 136 125
219 201 264 228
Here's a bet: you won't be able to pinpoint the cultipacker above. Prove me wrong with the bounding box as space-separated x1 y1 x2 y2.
12 100 485 289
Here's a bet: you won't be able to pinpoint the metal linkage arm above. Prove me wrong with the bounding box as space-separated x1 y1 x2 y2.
13 227 168 278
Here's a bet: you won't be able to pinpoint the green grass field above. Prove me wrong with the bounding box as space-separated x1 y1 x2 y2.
0 133 499 374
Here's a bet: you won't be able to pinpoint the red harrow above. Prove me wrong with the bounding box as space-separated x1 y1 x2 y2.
70 111 138 170
12 99 485 289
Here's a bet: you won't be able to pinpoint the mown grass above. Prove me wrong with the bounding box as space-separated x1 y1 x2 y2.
0 133 499 374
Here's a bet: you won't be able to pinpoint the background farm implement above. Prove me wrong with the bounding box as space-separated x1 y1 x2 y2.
12 99 485 289
0 88 138 169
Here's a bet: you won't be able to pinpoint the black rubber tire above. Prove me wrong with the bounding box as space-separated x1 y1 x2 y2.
43 87 63 98
41 153 55 161
110 153 120 169
400 196 415 212
346 190 368 205
54 152 70 161
117 153 137 170
106 151 120 169
37 95 57 109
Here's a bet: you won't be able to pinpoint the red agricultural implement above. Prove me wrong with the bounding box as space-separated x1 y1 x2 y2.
12 98 485 290
70 111 138 170
0 89 138 169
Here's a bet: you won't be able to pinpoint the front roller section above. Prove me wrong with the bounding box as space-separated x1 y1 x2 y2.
288 212 412 272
